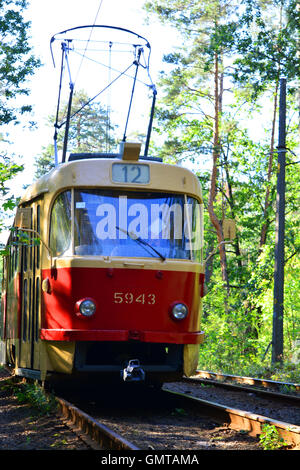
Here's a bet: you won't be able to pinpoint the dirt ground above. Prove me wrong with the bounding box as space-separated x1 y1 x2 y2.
0 367 89 450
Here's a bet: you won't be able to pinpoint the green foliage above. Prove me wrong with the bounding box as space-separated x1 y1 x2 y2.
15 381 57 415
259 424 289 450
0 153 23 247
0 154 23 193
34 89 117 177
0 0 41 124
232 0 300 97
9 227 40 247
0 1 40 247
199 243 300 382
0 377 57 415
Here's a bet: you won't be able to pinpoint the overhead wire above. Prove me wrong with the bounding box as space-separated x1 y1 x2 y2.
56 62 135 130
74 0 104 86
71 48 152 87
51 10 156 161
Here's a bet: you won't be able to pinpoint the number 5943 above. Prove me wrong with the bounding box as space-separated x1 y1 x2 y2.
113 292 156 305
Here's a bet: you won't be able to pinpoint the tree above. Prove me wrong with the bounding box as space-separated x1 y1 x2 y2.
231 0 299 248
0 0 40 243
0 0 41 125
144 0 300 373
35 90 117 178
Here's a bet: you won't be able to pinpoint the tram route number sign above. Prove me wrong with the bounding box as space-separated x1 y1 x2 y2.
112 163 150 184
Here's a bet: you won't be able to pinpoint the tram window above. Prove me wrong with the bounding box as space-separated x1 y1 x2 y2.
28 278 32 342
8 245 12 281
30 229 33 270
36 205 40 269
10 246 13 280
74 191 103 255
73 189 203 261
22 279 28 341
50 191 72 256
8 237 18 281
22 243 27 272
14 243 18 272
1 258 5 291
35 278 40 342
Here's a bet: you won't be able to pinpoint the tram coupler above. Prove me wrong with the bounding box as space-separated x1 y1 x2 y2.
121 359 145 382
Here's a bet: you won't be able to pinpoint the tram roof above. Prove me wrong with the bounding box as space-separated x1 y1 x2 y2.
19 156 202 205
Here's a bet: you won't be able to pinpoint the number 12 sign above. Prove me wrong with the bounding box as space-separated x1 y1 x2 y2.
112 163 150 184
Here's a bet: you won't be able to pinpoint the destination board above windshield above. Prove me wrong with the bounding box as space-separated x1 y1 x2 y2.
112 163 150 184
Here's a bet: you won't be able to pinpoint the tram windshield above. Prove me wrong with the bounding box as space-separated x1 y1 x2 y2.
50 189 203 262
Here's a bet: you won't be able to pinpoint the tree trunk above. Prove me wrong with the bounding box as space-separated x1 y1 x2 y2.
223 153 243 271
207 52 229 291
259 79 279 247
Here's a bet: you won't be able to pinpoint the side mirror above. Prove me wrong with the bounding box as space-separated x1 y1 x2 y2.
15 208 32 229
223 218 236 239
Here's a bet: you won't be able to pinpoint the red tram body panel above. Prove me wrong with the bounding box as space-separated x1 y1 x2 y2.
40 266 204 343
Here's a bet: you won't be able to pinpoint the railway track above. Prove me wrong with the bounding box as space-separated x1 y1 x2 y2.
56 396 139 450
163 387 300 448
55 377 300 450
189 370 300 395
182 374 300 411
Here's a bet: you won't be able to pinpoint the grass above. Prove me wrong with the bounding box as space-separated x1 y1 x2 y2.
1 376 57 416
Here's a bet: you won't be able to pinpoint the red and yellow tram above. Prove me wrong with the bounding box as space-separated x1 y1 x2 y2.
0 143 205 385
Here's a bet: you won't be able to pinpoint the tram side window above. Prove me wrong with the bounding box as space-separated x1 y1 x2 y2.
22 279 28 341
36 205 40 268
35 277 40 342
50 191 72 256
8 232 19 281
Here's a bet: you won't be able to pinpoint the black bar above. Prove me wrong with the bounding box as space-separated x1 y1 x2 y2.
62 84 74 163
272 78 286 364
144 86 157 157
122 48 142 142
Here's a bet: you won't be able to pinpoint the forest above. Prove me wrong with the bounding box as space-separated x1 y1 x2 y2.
0 0 299 382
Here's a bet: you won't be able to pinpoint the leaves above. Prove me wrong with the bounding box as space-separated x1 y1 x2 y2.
0 0 41 124
34 90 118 177
259 424 289 450
231 0 300 98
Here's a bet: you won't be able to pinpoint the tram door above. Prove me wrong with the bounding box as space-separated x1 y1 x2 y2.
19 203 41 372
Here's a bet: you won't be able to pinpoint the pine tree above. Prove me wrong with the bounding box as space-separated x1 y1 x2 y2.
35 90 117 177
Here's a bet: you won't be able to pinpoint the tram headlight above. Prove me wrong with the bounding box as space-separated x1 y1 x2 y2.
75 298 96 317
170 302 188 320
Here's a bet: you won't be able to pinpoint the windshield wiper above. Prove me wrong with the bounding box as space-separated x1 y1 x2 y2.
116 226 166 262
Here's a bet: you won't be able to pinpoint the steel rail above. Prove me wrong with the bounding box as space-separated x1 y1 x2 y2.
183 376 300 404
192 370 300 393
163 389 300 448
56 396 140 450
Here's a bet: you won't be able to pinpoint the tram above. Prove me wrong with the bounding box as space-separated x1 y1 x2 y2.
0 25 205 385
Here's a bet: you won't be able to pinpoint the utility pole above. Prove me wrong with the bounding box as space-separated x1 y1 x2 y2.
272 78 286 364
